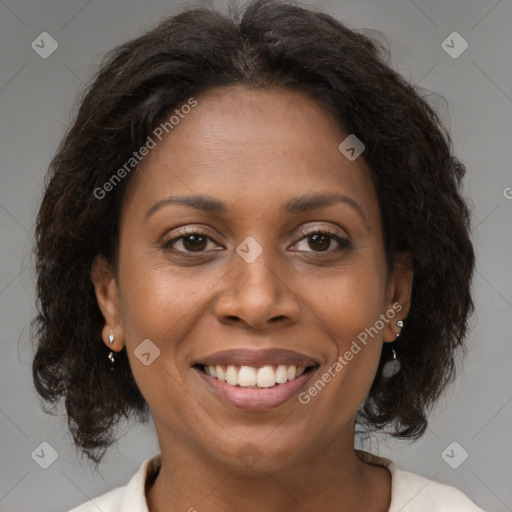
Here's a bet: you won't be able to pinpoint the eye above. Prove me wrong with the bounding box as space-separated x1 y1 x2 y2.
162 226 350 255
163 228 222 254
290 228 350 253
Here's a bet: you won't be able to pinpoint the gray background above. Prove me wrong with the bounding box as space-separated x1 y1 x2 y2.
1 0 511 511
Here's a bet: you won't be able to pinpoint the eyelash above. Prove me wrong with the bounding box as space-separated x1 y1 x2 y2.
162 226 350 256
291 227 351 255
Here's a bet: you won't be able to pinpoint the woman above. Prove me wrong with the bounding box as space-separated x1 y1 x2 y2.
32 0 485 510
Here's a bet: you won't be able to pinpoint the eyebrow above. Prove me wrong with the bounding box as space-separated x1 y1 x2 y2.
145 195 227 219
145 192 368 226
284 193 367 226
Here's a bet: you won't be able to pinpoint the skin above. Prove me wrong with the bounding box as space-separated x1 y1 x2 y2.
92 85 413 512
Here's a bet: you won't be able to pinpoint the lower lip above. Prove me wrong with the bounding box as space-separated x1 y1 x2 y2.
195 367 318 411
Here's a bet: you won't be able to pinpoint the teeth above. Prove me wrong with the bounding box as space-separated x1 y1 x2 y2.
238 366 257 386
256 365 275 388
225 365 238 386
215 365 225 381
204 364 309 388
275 365 288 383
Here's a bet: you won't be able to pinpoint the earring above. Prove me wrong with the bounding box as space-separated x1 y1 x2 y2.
108 329 116 367
382 320 403 378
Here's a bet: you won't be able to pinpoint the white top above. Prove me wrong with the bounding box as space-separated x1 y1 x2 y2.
69 450 486 511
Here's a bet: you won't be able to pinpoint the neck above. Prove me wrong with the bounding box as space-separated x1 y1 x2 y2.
146 423 391 512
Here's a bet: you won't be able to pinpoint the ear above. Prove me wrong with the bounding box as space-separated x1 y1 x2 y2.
383 251 413 343
91 254 124 352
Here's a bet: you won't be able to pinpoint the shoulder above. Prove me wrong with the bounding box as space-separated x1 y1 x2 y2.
67 454 162 512
389 465 486 511
356 450 487 512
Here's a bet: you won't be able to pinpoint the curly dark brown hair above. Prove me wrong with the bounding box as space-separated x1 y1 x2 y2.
31 0 475 465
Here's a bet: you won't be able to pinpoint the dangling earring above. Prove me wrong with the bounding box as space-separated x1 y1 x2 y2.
108 329 116 368
382 320 403 378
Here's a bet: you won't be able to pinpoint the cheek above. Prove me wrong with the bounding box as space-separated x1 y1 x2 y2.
117 248 212 342
302 257 386 411
307 256 387 346
114 245 205 392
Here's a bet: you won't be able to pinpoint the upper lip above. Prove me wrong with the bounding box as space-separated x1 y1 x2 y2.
193 348 320 368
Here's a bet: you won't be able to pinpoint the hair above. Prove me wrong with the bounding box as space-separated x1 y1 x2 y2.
32 0 474 464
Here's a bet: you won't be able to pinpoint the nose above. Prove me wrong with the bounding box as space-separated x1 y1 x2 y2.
213 249 301 330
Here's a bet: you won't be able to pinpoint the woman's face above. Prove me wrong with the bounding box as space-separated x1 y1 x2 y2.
93 85 411 470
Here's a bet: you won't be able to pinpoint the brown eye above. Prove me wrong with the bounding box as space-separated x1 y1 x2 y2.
291 228 350 254
307 233 331 251
163 230 219 253
180 234 208 252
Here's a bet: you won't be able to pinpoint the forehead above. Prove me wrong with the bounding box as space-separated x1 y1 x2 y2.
122 85 380 225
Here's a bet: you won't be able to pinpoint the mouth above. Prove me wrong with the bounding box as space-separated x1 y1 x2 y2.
194 363 316 388
192 348 320 410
